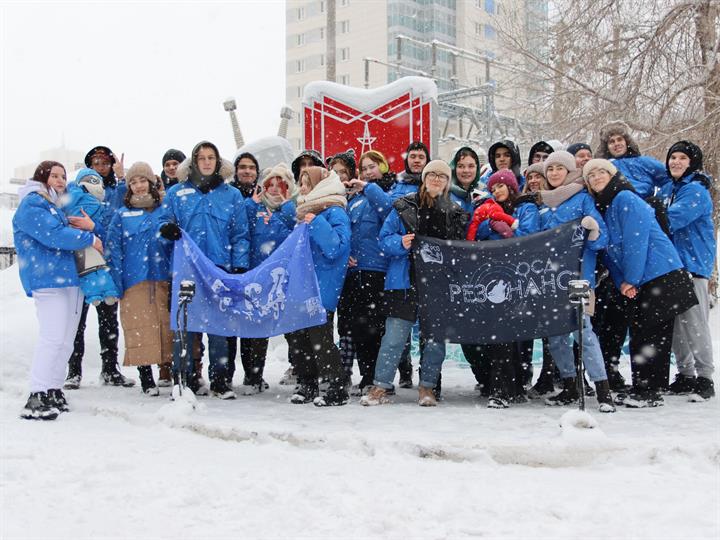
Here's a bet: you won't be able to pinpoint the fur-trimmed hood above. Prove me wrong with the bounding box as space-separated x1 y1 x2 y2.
597 121 641 159
176 145 234 183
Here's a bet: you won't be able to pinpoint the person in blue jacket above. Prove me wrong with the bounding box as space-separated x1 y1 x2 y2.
227 163 298 394
662 141 716 401
106 162 173 396
336 150 396 394
61 168 121 306
158 140 250 400
463 169 540 408
230 151 260 199
479 139 525 190
160 149 186 191
449 146 485 213
536 151 615 412
13 161 100 420
361 160 468 408
65 146 133 390
583 159 698 408
287 166 351 407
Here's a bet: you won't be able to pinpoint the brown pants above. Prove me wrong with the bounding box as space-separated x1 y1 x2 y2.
120 280 173 366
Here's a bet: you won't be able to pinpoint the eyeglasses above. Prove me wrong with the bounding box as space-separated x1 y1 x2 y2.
425 172 449 182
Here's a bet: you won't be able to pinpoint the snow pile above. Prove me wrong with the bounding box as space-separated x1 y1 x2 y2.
303 76 439 109
1 264 719 539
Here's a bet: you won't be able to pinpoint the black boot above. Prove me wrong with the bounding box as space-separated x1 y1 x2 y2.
20 392 59 420
594 380 616 413
545 377 579 406
668 373 696 395
314 380 349 407
689 377 715 402
100 362 136 387
528 374 555 398
47 388 69 412
290 381 319 404
138 366 159 396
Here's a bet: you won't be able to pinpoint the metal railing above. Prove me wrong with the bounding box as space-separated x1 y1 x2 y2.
0 246 16 270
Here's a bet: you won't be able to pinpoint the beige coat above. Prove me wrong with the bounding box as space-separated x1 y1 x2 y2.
120 280 173 366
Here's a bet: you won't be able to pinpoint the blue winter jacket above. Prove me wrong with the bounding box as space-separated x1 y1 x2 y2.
106 204 172 295
474 198 540 241
62 183 107 239
347 182 395 272
541 191 608 286
245 199 296 269
13 186 94 296
662 172 716 279
379 209 412 290
601 190 683 288
388 173 421 200
611 155 669 199
307 206 351 311
100 177 127 235
158 181 250 271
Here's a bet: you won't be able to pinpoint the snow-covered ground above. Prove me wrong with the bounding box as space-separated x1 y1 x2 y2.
1 264 718 539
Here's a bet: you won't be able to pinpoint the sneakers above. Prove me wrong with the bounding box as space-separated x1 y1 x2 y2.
688 377 715 402
360 386 391 406
594 380 616 413
313 384 349 407
100 366 136 387
210 380 237 400
624 388 664 408
47 388 70 413
487 395 510 409
290 382 319 404
20 392 59 420
158 364 173 387
545 378 579 406
279 366 297 386
668 373 696 395
418 386 437 407
64 373 82 390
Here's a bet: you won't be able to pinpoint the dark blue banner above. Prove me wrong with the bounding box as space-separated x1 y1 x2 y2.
170 224 326 337
413 220 585 344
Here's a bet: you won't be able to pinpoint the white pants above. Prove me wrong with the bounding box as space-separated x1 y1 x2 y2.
30 287 84 392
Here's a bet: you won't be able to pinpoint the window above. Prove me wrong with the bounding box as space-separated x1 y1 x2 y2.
296 33 305 46
297 7 305 20
340 74 350 85
475 22 482 36
340 20 350 33
340 0 349 6
296 86 303 98
320 54 325 66
320 1 325 12
296 60 305 73
340 47 350 61
485 24 497 39
320 27 325 39
485 0 495 13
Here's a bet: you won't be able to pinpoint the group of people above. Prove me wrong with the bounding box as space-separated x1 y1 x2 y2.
12 120 716 420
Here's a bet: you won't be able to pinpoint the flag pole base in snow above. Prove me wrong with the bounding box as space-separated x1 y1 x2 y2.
171 280 196 409
568 279 592 425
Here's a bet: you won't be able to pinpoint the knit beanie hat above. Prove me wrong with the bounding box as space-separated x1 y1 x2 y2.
421 160 451 183
162 149 186 166
300 166 330 191
543 151 577 174
126 161 155 182
665 141 703 179
567 143 592 156
487 169 519 194
525 163 546 178
327 149 357 179
582 159 618 178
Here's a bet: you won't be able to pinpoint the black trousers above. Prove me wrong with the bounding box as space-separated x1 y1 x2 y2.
68 301 119 375
227 337 270 385
337 271 386 384
286 312 345 386
461 343 515 399
592 278 630 373
629 315 673 391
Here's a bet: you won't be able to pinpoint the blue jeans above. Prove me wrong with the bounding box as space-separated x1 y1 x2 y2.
374 317 445 389
173 332 229 383
547 314 607 382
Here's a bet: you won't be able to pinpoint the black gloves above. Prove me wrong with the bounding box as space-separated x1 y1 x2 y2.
160 222 181 241
230 267 247 274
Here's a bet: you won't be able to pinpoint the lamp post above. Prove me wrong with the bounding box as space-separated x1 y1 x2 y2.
223 98 244 149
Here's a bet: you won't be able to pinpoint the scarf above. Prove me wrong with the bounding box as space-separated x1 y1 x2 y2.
592 173 636 215
296 173 347 221
129 193 159 209
373 172 396 193
537 170 585 209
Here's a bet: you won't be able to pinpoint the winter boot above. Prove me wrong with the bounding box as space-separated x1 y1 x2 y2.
187 371 209 396
545 377 579 406
668 373 696 395
314 381 349 407
418 386 438 407
625 386 664 408
46 388 69 413
290 381 319 404
594 380 616 413
194 360 209 389
64 373 82 390
20 392 59 420
158 363 172 387
606 366 627 391
528 375 555 399
487 395 510 409
360 386 391 406
688 377 715 402
210 378 237 400
279 366 297 386
100 363 136 387
138 366 159 396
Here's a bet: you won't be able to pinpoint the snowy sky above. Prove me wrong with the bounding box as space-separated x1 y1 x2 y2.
0 0 286 183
